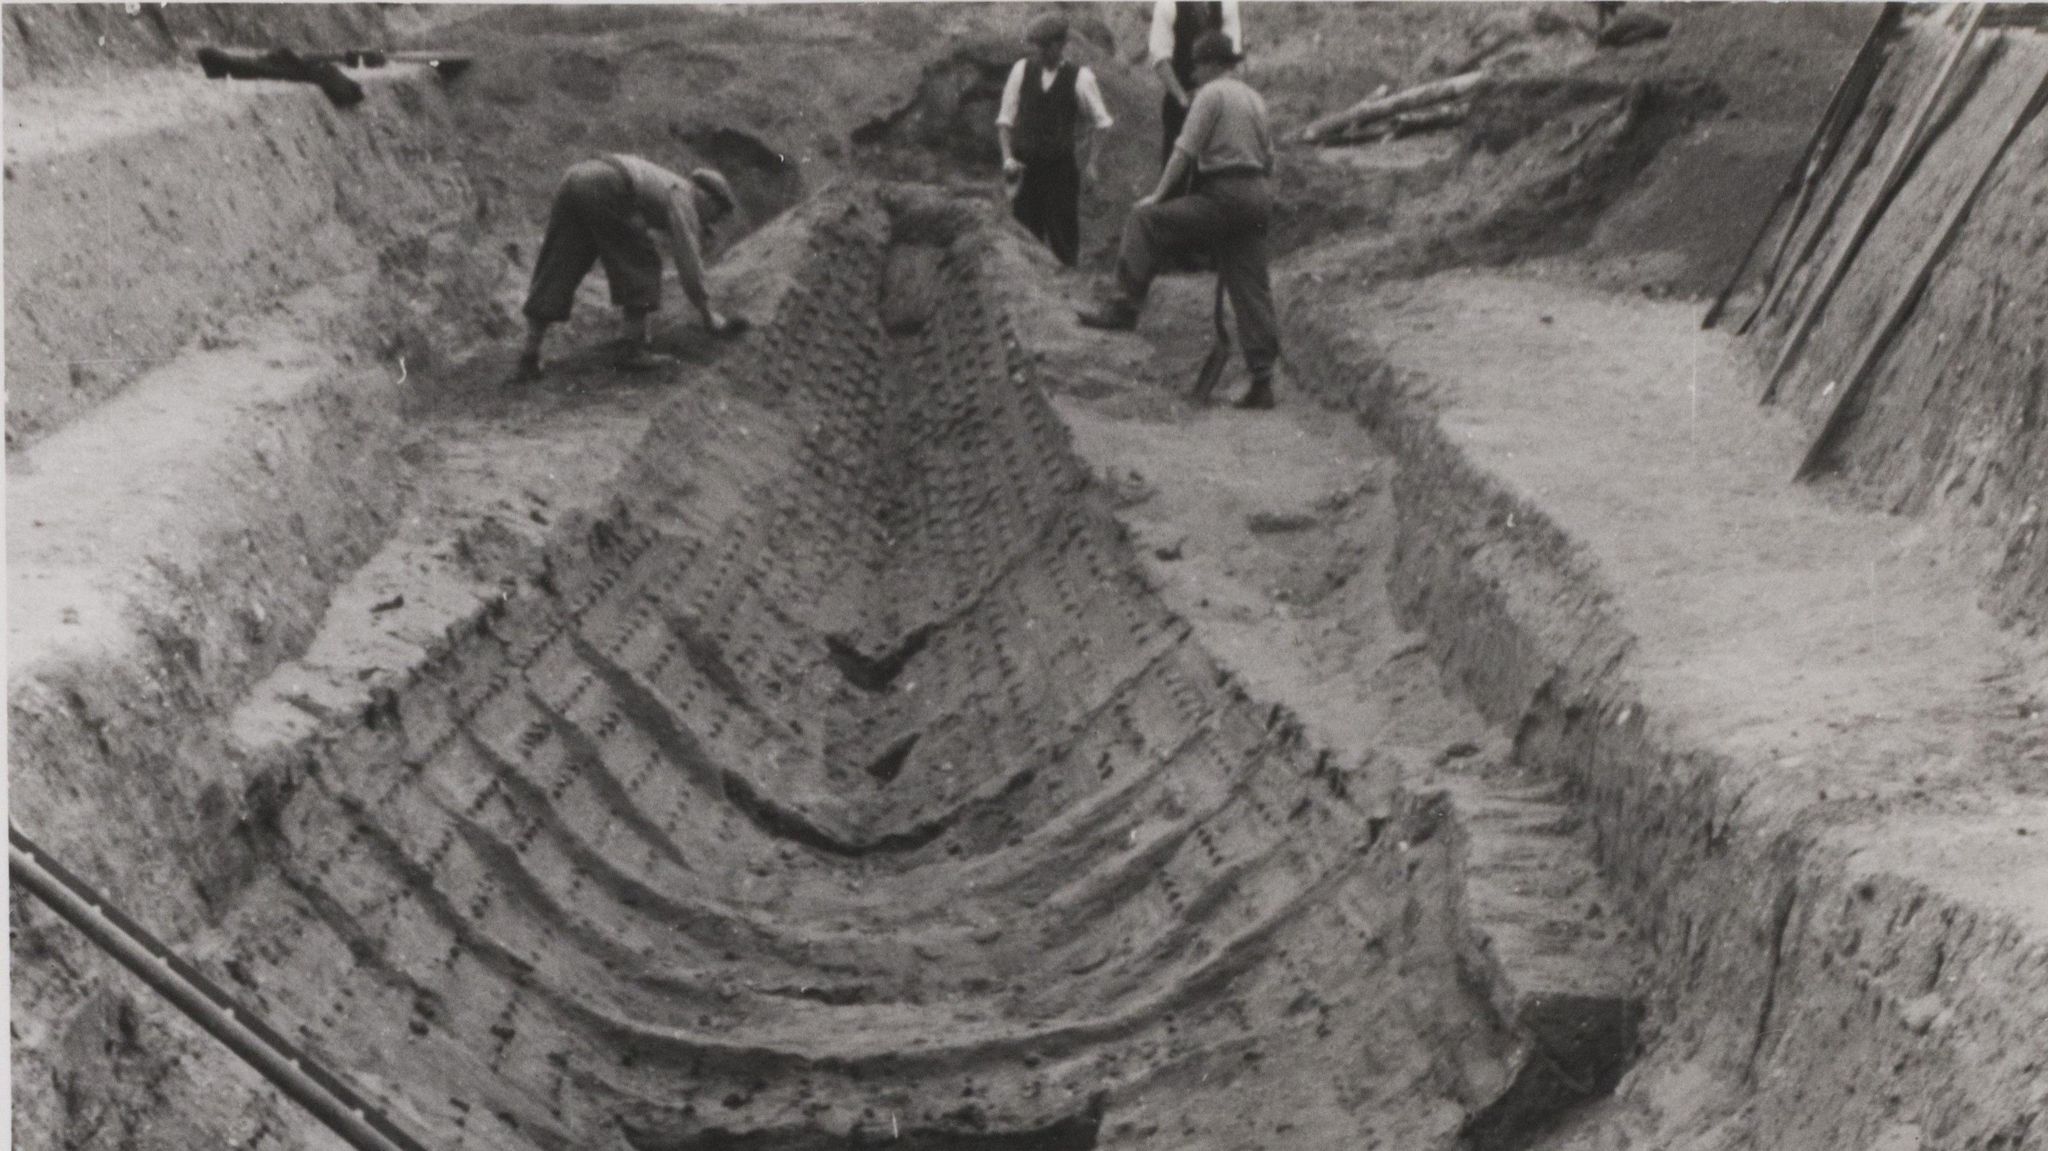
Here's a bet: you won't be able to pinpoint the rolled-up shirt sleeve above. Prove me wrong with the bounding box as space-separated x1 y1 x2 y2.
1148 0 1175 64
995 58 1026 128
1076 67 1115 129
1172 83 1220 161
661 186 711 311
1150 1 1243 63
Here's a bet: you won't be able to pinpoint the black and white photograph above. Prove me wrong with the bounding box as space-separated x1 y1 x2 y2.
5 2 2046 1148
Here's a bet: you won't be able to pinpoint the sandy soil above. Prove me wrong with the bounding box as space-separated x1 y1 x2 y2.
1330 269 2046 876
1290 265 2048 1150
10 5 2044 1151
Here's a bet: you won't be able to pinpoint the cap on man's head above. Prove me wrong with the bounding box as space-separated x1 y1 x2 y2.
1026 12 1069 45
1190 29 1242 66
689 168 738 215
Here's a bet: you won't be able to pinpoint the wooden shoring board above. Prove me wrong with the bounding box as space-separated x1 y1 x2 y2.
1762 3 1990 402
1709 2 1904 331
1794 66 2048 481
1743 100 1897 341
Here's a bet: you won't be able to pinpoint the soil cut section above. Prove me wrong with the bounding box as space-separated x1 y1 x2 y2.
1289 268 2048 1151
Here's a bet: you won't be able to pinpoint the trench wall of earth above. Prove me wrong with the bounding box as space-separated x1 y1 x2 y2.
1745 17 2048 628
5 48 505 1151
1289 274 2048 1151
1 3 388 90
3 57 482 448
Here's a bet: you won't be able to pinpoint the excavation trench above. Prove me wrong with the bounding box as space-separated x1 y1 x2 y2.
87 190 1521 1151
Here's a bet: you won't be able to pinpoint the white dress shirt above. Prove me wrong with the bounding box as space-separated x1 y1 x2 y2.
1148 0 1243 65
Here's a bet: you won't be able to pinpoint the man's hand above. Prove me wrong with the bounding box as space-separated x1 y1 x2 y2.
1002 156 1025 179
1083 162 1101 188
706 311 733 336
1135 192 1161 209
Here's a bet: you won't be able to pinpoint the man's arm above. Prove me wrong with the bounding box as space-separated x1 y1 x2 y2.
1142 85 1213 204
1077 67 1114 183
1153 59 1189 109
1147 0 1176 63
1143 148 1192 206
1221 0 1242 52
996 59 1026 174
1148 1 1188 107
662 187 718 327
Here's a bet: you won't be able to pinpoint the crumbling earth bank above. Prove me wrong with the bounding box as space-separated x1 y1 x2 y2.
1285 274 2048 1151
3 64 485 448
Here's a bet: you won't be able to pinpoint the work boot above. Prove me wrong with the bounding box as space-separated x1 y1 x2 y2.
1233 377 1276 410
1076 298 1141 331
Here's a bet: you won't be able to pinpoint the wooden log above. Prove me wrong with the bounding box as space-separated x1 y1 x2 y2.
1335 102 1470 144
1795 67 2048 481
1391 103 1470 135
1301 71 1488 144
1763 2 1988 402
1704 2 1902 330
304 49 475 79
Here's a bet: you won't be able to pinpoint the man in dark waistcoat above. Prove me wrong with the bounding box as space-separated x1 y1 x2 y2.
997 13 1116 267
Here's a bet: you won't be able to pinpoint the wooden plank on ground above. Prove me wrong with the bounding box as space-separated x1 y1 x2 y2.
1300 72 1488 144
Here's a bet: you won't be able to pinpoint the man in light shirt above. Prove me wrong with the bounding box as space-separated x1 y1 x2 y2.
1149 0 1242 167
997 13 1115 268
1080 31 1281 410
514 154 740 382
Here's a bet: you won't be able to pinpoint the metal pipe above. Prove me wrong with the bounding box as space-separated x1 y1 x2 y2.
8 825 429 1151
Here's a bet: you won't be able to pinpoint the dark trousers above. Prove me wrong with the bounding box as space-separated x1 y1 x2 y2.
1012 153 1081 267
522 159 663 324
1113 172 1280 381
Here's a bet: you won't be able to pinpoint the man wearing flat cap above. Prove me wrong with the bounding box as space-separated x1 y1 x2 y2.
513 153 741 382
1079 30 1281 410
997 12 1115 267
